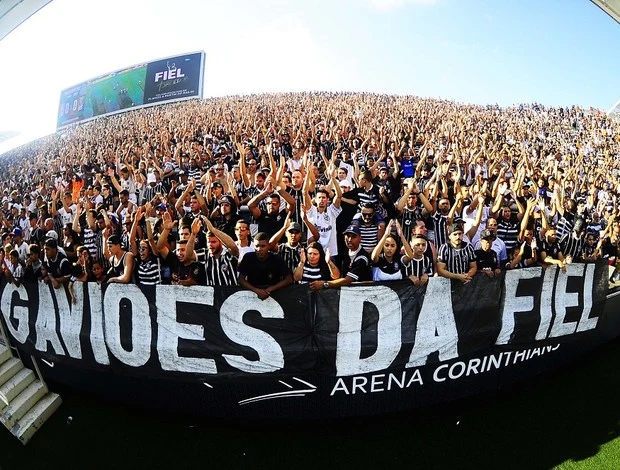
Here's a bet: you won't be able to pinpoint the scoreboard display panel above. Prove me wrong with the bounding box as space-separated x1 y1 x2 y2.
57 51 205 129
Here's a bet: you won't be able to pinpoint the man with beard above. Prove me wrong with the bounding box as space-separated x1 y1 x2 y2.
187 217 239 286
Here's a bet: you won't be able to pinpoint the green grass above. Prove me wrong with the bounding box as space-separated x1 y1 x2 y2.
2 339 620 469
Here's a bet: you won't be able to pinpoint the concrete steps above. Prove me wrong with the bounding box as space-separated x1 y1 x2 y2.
0 344 62 444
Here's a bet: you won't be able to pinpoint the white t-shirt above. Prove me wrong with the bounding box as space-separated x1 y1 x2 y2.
58 205 77 225
308 203 342 256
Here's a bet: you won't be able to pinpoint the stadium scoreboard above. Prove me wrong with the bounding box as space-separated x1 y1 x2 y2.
57 51 205 129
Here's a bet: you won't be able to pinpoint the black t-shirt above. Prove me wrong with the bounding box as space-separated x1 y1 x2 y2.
164 250 205 285
475 248 499 271
257 209 287 239
213 213 242 241
540 238 562 260
44 252 72 278
238 252 291 289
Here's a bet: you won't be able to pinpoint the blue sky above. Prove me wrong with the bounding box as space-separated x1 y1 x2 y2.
0 0 618 153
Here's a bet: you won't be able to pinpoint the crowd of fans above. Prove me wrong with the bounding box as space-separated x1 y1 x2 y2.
0 92 619 298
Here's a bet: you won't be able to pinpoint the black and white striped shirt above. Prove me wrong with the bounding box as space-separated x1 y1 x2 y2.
559 233 585 261
277 244 302 273
141 182 165 205
204 249 238 286
437 242 476 275
496 219 520 252
399 206 423 242
359 224 380 252
403 255 434 278
432 211 449 249
135 257 162 286
299 263 330 283
82 227 99 259
556 212 575 239
187 167 203 191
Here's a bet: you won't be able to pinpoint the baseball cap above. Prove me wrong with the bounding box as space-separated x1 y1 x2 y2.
447 224 464 235
147 173 157 184
343 225 361 236
10 228 22 237
339 179 353 188
287 222 302 233
480 229 494 240
218 195 234 205
107 235 121 245
46 230 58 240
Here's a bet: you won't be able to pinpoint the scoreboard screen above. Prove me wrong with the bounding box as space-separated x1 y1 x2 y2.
57 51 205 129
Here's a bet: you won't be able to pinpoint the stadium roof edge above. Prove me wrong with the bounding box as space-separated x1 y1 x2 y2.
591 0 620 23
0 0 52 42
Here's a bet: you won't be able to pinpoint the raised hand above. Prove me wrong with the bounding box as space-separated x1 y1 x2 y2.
191 217 202 236
162 212 177 231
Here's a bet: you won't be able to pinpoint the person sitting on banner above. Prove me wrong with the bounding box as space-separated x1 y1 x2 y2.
42 238 72 289
310 224 371 291
293 242 340 287
370 219 413 281
238 232 293 299
436 223 477 284
351 202 386 253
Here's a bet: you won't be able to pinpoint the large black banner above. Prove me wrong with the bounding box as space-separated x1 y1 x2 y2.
0 262 609 381
1 262 617 417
